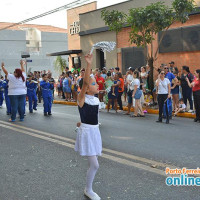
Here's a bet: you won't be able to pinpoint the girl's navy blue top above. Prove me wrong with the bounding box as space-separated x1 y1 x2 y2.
78 94 99 125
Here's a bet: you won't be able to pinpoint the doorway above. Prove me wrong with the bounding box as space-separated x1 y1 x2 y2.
96 49 106 70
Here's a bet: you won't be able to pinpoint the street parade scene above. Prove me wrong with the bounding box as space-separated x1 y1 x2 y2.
0 0 200 200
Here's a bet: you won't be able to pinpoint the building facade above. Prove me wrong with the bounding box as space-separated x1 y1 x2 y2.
67 2 97 68
46 0 200 74
78 0 200 73
0 23 68 78
63 0 200 74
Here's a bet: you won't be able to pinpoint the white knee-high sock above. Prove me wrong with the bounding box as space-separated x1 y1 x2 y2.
86 156 99 195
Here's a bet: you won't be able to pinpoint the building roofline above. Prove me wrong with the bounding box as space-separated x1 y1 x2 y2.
0 22 67 33
79 0 131 15
67 1 97 12
79 1 200 16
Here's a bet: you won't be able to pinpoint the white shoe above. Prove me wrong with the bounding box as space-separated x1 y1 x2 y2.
84 189 101 200
188 110 194 113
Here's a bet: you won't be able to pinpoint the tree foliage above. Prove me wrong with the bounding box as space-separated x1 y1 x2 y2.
54 56 67 73
101 0 197 59
173 0 197 23
101 0 197 90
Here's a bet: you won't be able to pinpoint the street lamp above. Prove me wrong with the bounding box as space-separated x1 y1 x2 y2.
21 52 30 74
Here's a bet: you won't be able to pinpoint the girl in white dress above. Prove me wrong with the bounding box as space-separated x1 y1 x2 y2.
75 54 102 200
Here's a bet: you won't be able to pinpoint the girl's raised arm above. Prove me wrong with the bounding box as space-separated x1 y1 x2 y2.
78 54 93 107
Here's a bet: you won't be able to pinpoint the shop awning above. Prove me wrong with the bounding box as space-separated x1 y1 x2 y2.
46 49 82 56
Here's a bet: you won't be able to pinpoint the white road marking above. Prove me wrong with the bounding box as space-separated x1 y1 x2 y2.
0 120 177 176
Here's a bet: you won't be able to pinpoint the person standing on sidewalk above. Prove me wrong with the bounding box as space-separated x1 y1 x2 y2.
180 66 194 113
186 69 200 122
95 71 105 102
131 71 144 117
156 70 171 124
117 72 124 112
63 72 72 101
164 65 176 118
124 67 134 115
1 61 26 122
140 66 148 89
171 71 180 112
107 73 120 113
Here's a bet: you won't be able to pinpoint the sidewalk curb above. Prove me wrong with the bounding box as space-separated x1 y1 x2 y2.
53 100 77 106
53 100 195 119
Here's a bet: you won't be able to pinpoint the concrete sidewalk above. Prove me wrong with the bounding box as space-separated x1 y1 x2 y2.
53 98 196 119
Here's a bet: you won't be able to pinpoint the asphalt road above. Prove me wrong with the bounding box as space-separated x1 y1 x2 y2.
0 103 200 200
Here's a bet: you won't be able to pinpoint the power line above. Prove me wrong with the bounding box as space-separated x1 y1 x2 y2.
0 0 90 31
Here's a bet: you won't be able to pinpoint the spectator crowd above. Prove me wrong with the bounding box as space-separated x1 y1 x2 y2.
53 61 200 123
0 61 200 124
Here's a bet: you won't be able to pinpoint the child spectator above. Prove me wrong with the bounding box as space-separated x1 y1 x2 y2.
143 90 153 111
174 98 186 116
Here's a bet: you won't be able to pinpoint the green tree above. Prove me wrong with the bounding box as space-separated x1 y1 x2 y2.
101 0 197 90
54 56 67 73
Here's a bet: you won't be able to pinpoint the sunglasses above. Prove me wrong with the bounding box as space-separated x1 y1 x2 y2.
161 73 165 74
164 68 168 69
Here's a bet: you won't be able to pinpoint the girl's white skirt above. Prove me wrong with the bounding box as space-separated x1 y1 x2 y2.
75 123 102 156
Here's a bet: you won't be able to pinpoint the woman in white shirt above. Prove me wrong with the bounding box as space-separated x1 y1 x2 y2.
1 61 27 122
131 71 144 117
156 70 171 124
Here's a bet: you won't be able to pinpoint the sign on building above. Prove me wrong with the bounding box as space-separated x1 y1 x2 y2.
70 21 80 35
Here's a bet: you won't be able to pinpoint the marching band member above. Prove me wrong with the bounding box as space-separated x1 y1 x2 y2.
0 76 4 108
40 74 54 116
2 76 11 115
75 54 102 200
26 75 38 113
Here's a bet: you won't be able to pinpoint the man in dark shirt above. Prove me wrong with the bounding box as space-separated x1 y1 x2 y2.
164 65 176 84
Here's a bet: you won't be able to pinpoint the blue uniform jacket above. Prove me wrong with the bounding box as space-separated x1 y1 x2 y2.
26 81 37 95
2 80 8 96
0 80 5 93
40 80 54 97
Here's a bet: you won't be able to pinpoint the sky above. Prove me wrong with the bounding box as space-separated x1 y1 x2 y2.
0 0 128 29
